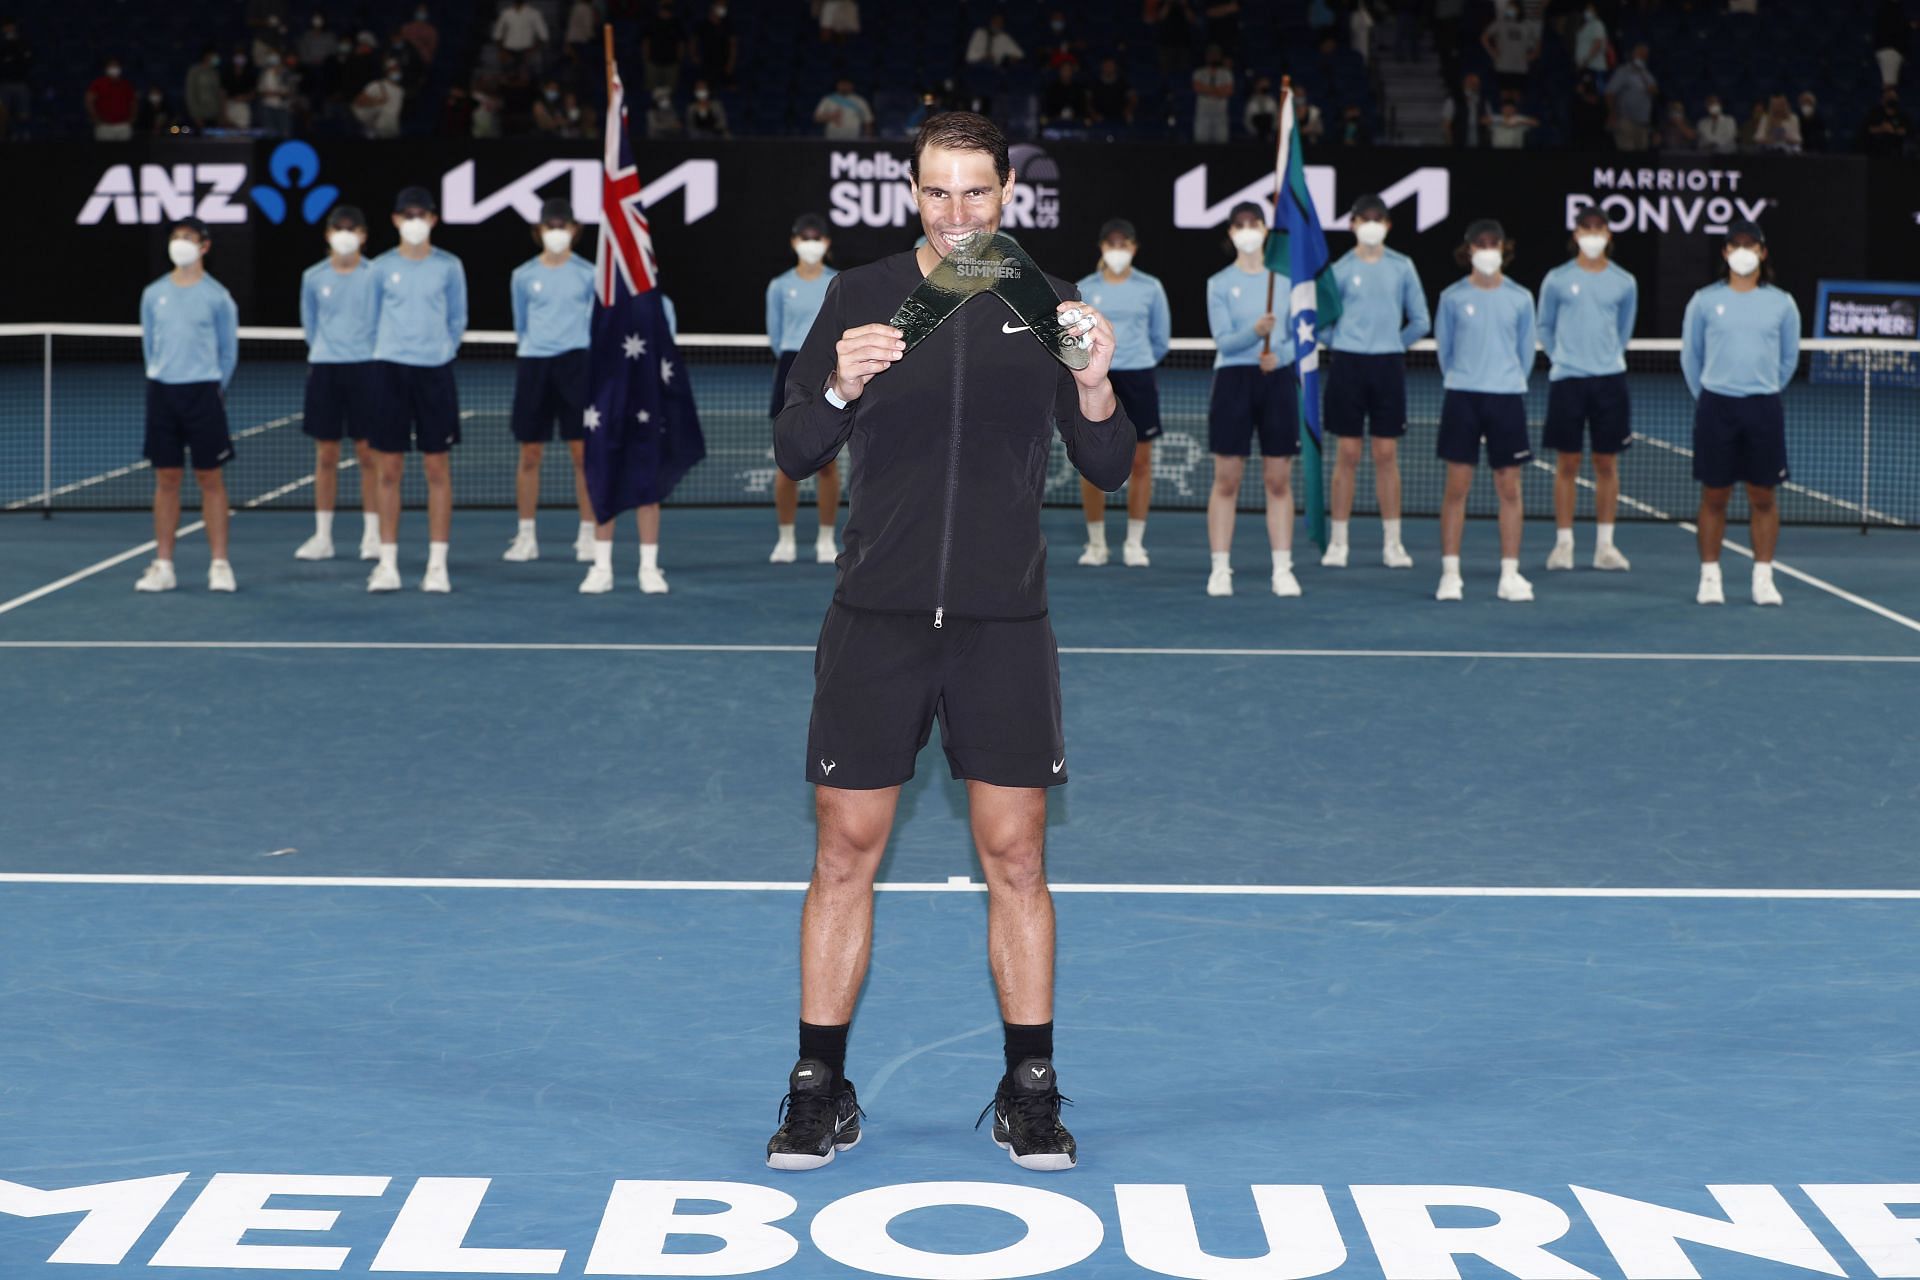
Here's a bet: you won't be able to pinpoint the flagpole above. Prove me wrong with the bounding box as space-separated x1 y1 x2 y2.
1263 76 1291 358
603 24 616 101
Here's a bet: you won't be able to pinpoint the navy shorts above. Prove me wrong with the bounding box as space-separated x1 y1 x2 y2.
805 602 1065 791
302 362 379 442
770 350 800 418
1543 373 1632 455
1207 364 1300 458
1437 390 1532 469
1693 390 1789 489
143 380 233 470
510 350 590 444
1109 368 1163 442
1323 350 1408 439
369 361 461 454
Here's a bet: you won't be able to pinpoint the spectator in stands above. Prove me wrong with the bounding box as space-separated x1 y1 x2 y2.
1604 42 1656 151
1572 3 1609 76
1873 0 1909 88
645 84 680 138
563 91 595 137
185 48 226 130
298 14 337 70
1089 57 1136 127
813 75 873 138
1440 71 1486 147
1042 61 1090 127
1796 91 1826 152
905 86 940 133
386 31 424 96
0 18 31 140
340 33 382 110
817 0 859 42
401 7 440 67
1243 75 1277 141
83 57 134 141
1753 93 1801 152
1349 0 1375 66
137 86 175 134
1487 99 1537 148
1204 0 1242 59
1339 103 1367 144
565 0 599 65
246 0 288 35
222 45 258 128
1039 10 1084 70
1697 95 1737 153
966 14 1024 67
1192 44 1232 143
1481 3 1540 102
1149 0 1196 81
353 59 406 138
534 77 568 132
642 2 683 96
1295 84 1324 143
495 0 551 67
1570 74 1607 149
1657 100 1696 151
251 16 288 69
1861 87 1911 156
256 52 295 135
439 83 475 136
695 3 736 89
472 88 503 137
686 78 729 136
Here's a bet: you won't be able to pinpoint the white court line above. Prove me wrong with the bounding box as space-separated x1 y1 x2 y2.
1635 433 1910 528
2 640 1918 663
4 412 305 511
0 872 1912 900
0 522 206 618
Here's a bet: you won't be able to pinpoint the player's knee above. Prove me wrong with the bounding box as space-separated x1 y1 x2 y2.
1593 454 1618 477
1210 465 1243 495
518 445 544 472
1338 437 1363 464
195 469 226 493
1129 451 1152 482
977 838 1046 891
317 441 341 464
1748 486 1777 512
154 469 183 492
1556 452 1582 476
1701 486 1732 512
1369 438 1397 466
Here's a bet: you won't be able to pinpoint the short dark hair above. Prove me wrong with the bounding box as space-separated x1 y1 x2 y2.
1455 238 1515 269
911 111 1011 185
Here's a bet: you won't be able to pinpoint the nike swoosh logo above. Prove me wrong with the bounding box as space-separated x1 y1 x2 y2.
1001 321 1031 334
1051 759 1065 774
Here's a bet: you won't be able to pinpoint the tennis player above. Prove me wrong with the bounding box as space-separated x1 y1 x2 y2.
366 184 467 594
1680 219 1799 606
1205 201 1300 598
766 212 840 565
1538 206 1637 572
1322 193 1427 570
503 198 598 566
767 112 1132 1173
295 205 382 563
135 215 239 594
1434 218 1536 603
1074 217 1169 567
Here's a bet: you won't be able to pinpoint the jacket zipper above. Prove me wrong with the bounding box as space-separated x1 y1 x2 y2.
932 320 965 629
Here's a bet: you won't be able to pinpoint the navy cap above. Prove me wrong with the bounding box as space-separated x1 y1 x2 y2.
393 184 436 214
1572 205 1609 228
169 215 210 238
1725 218 1765 244
1228 200 1266 225
1463 217 1507 244
538 197 574 224
790 212 828 237
1098 217 1137 243
325 204 366 230
1349 193 1389 221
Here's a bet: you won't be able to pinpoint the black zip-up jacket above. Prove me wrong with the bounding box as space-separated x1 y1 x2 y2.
774 250 1135 625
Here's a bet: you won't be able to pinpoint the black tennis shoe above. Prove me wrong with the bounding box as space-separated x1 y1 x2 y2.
766 1058 862 1171
977 1057 1076 1171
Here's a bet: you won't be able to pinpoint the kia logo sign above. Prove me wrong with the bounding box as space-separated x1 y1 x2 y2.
438 158 718 225
1174 163 1450 232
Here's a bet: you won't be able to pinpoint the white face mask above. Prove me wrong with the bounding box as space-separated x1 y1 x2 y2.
1354 221 1388 247
794 240 828 265
541 227 573 255
399 217 431 246
1101 247 1134 273
328 229 363 256
1576 233 1609 259
1230 227 1266 256
167 238 203 267
1727 247 1761 278
1471 247 1504 277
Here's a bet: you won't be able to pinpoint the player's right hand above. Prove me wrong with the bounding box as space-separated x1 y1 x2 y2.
1253 313 1277 338
830 324 905 402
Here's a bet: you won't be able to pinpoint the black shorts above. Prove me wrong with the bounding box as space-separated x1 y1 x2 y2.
510 350 590 443
143 380 233 470
805 602 1065 791
1693 390 1789 489
1543 373 1632 455
1437 390 1532 470
1109 368 1163 442
302 361 379 443
369 361 461 454
770 350 800 419
1207 364 1300 458
1323 350 1408 439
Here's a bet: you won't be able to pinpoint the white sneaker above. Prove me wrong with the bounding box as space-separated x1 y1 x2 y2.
1752 570 1784 607
769 539 797 564
1593 545 1631 572
815 537 838 565
502 532 539 562
422 563 451 593
359 529 381 561
1206 566 1233 597
1381 542 1414 569
207 561 236 593
1320 541 1349 568
294 533 335 561
575 532 597 563
1435 571 1464 602
1122 541 1150 567
367 562 402 593
134 561 177 592
1697 570 1725 606
1497 571 1535 602
1546 541 1575 571
1077 543 1109 567
579 564 614 594
1271 567 1302 597
638 566 670 594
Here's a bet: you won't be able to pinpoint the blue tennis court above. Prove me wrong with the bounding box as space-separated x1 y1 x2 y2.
2 498 1917 1279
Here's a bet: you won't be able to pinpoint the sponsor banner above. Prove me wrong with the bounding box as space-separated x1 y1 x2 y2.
1816 280 1920 339
8 141 1892 338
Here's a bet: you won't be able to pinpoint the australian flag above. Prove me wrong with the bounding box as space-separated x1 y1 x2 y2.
583 61 704 524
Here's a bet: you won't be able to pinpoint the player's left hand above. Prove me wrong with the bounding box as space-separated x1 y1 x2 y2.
1056 300 1116 389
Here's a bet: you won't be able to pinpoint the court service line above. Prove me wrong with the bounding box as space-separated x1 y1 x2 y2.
0 523 206 618
3 412 305 511
0 872 1913 900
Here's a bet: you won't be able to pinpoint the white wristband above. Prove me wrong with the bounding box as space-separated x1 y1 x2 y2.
823 383 851 410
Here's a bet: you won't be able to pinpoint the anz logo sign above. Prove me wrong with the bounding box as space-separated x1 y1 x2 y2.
1174 163 1450 232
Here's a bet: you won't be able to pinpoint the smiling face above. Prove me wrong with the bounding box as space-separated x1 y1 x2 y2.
911 143 1014 258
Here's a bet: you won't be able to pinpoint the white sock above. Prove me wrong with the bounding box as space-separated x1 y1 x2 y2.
1442 554 1460 576
154 558 174 572
1752 560 1773 581
640 542 659 572
1701 561 1722 582
315 509 334 538
1085 521 1107 549
776 522 796 545
593 539 612 570
1330 519 1350 547
1381 517 1400 545
1272 548 1293 572
1501 556 1520 577
1596 522 1615 549
1125 518 1146 547
211 558 230 570
362 511 380 539
1210 551 1230 573
379 543 398 571
816 524 837 545
517 518 536 538
429 541 449 570
578 520 596 543
1556 527 1574 549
